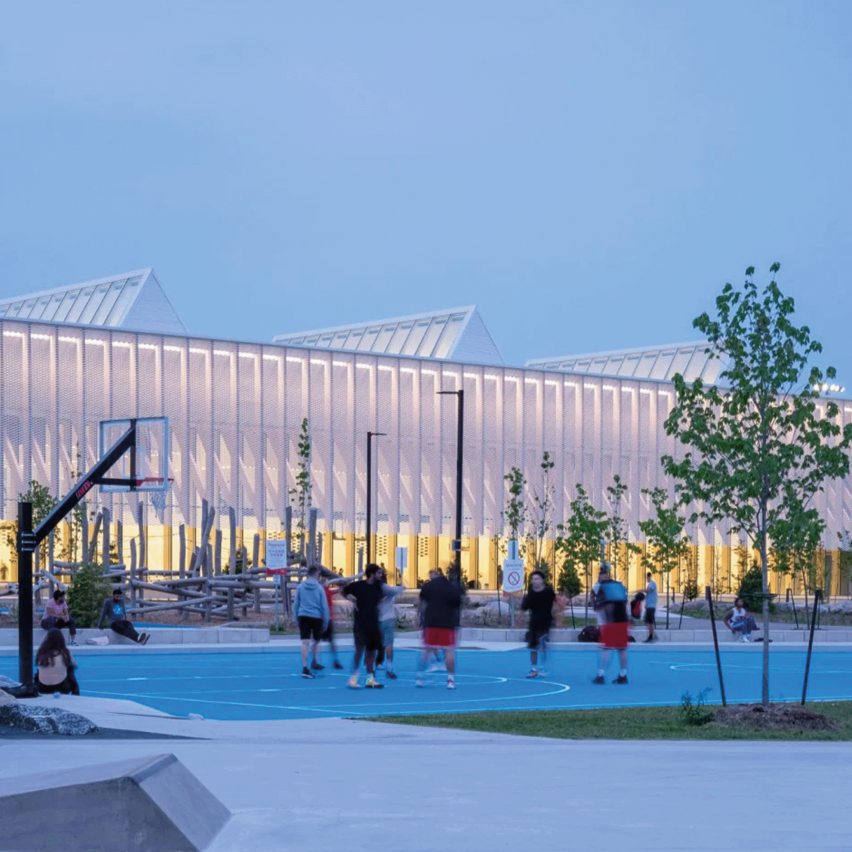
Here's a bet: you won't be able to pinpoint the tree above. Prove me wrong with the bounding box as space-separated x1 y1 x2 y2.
292 418 312 558
772 504 824 625
605 474 640 583
663 264 852 704
555 484 608 623
638 487 691 627
503 466 527 552
527 451 556 579
4 480 59 578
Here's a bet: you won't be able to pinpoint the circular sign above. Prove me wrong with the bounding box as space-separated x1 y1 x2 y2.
507 570 521 587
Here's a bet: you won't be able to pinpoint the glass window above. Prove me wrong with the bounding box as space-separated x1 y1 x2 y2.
304 336 318 345
342 330 363 350
669 349 693 379
358 327 381 351
650 350 675 380
417 318 447 357
66 288 94 323
602 356 623 375
91 281 124 325
41 294 64 321
7 303 22 317
373 325 397 354
387 322 412 354
433 315 464 359
635 352 658 378
559 360 576 370
619 355 641 376
53 291 78 323
318 334 334 347
18 300 37 319
30 297 51 320
0 305 8 317
332 332 349 348
106 276 142 326
574 359 591 373
78 284 110 324
590 357 608 374
401 320 430 355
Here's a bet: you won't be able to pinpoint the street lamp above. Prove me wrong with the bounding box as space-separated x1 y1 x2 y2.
437 389 464 587
366 431 386 565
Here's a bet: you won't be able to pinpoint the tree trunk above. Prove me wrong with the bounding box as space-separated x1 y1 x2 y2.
761 527 771 706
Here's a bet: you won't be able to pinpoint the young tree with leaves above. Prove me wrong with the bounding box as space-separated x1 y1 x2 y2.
772 503 825 626
605 474 639 584
527 451 556 580
292 418 312 558
638 488 691 629
663 264 852 705
555 484 608 623
503 466 527 553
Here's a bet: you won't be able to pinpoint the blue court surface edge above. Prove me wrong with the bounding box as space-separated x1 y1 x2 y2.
4 647 852 721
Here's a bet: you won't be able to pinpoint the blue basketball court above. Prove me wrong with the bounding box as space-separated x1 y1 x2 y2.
5 646 852 721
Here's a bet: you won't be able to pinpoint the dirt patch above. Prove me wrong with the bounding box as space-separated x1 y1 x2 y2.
714 703 839 732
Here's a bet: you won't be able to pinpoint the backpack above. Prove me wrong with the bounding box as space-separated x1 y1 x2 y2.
598 580 627 604
577 625 600 643
630 591 645 620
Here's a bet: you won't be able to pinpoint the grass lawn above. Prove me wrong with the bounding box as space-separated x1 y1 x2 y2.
371 701 852 741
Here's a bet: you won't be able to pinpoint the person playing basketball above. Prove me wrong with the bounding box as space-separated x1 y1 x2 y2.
417 567 462 689
592 565 630 685
521 570 556 677
342 564 385 689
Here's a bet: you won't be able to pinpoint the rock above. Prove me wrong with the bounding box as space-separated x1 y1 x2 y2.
0 689 17 706
0 704 97 736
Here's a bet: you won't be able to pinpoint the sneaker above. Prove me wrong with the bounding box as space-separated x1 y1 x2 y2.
347 676 361 689
416 677 425 688
386 671 398 680
537 669 548 678
643 637 655 643
333 661 344 670
365 677 384 689
68 639 78 646
614 675 628 685
302 667 315 679
310 661 325 670
526 670 539 679
447 679 456 690
593 675 606 685
140 633 150 646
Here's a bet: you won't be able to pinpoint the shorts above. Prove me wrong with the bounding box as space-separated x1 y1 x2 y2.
355 627 382 652
298 616 324 642
380 619 395 648
644 607 656 625
321 622 334 641
424 627 456 648
526 629 549 650
600 622 629 650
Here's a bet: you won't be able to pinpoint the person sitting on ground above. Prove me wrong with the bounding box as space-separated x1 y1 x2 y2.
724 597 758 642
98 589 149 645
35 628 80 695
293 565 330 679
41 590 78 646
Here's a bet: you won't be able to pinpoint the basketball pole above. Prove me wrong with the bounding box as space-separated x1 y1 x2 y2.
16 422 138 688
438 389 464 587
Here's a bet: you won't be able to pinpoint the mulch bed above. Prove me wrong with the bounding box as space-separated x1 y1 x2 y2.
714 703 838 731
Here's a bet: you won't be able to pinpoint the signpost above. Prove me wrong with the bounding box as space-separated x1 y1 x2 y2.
502 540 524 626
265 539 289 632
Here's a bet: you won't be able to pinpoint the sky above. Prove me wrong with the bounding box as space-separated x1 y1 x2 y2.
1 1 850 378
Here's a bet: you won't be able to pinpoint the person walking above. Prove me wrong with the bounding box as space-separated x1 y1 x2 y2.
98 589 149 645
342 564 385 689
643 571 658 642
41 590 78 645
316 576 344 670
375 567 405 680
592 565 630 685
417 568 462 689
521 570 556 678
35 628 80 695
293 566 330 679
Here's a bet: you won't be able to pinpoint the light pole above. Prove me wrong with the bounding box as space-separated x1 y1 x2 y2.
438 389 464 587
366 431 386 565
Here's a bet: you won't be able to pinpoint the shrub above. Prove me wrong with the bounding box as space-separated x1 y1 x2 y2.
683 579 699 601
737 564 765 613
680 688 714 726
557 561 582 597
66 563 112 628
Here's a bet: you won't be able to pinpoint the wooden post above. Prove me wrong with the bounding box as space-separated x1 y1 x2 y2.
179 525 186 579
252 533 260 574
307 507 318 566
102 508 111 568
89 511 102 564
205 543 213 579
116 520 124 565
284 506 293 561
228 507 237 575
215 529 223 576
227 587 235 621
201 499 209 542
203 579 212 623
136 503 146 575
130 562 137 608
81 507 89 564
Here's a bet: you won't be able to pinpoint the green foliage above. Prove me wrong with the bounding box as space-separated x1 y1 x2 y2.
555 485 607 619
527 452 556 570
639 488 691 584
662 264 852 704
66 563 112 628
4 480 59 573
680 688 714 727
737 564 766 613
291 418 312 557
605 475 640 582
557 559 582 597
503 466 527 549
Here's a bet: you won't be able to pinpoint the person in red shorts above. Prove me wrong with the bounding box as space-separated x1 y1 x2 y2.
592 565 630 685
417 568 462 689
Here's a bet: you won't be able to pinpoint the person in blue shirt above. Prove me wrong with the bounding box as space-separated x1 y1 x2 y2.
644 572 658 642
98 589 149 645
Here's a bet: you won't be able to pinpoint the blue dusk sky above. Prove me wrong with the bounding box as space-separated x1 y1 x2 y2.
1 1 850 379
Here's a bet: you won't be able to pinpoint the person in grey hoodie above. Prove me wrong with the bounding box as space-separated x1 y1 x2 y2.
293 566 330 679
375 566 405 679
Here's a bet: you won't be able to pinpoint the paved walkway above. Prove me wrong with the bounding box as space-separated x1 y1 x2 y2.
0 715 849 851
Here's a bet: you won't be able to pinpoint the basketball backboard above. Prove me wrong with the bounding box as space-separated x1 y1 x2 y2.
98 417 169 492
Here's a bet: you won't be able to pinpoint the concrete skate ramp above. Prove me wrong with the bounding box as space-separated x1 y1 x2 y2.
0 753 230 852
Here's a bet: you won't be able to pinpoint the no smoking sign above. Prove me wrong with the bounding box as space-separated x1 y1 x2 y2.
502 558 525 594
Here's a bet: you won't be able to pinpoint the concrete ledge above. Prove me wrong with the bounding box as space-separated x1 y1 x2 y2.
0 627 270 648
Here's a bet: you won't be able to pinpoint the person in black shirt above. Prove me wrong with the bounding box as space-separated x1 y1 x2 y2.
417 570 462 689
521 571 556 678
342 564 385 689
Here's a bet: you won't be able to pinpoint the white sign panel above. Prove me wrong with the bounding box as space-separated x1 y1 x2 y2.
502 558 525 594
266 539 289 575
